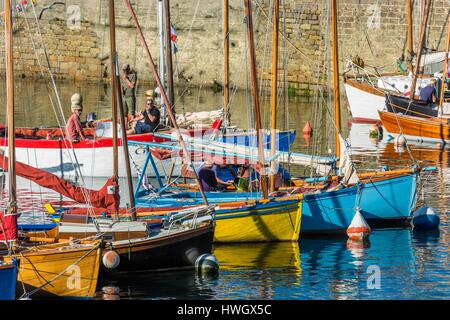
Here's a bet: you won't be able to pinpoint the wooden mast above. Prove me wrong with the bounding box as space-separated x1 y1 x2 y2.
108 0 119 184
5 0 16 217
123 0 209 206
439 15 449 113
269 0 279 193
244 0 268 199
164 0 175 117
407 0 414 72
223 0 230 126
410 0 431 99
109 0 136 218
331 0 341 160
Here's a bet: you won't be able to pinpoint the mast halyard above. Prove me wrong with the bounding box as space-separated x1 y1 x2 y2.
108 0 119 187
5 0 17 218
244 0 268 199
223 0 230 127
407 0 414 72
270 0 279 193
164 0 175 123
331 0 342 161
109 0 136 219
439 15 449 115
158 0 167 125
410 0 431 100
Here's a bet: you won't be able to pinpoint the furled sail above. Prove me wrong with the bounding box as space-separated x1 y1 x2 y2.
0 211 18 242
0 154 119 213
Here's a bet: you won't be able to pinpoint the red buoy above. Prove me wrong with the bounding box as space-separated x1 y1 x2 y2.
302 121 312 135
346 209 371 241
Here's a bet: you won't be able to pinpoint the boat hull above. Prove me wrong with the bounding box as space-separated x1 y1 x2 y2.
0 130 295 178
0 262 18 300
213 198 302 243
0 139 181 179
344 79 385 122
102 224 214 274
6 243 101 299
134 195 302 243
379 111 450 143
385 94 438 118
301 174 417 234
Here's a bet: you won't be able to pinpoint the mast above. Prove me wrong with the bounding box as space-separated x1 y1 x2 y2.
223 0 230 126
109 0 136 218
158 0 167 123
407 0 414 72
123 0 209 206
108 0 119 184
164 0 175 117
5 0 16 217
331 0 342 160
116 58 136 218
270 0 279 193
244 0 268 199
439 15 450 113
410 0 431 99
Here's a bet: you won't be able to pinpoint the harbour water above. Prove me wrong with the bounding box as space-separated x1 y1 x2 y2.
0 79 448 300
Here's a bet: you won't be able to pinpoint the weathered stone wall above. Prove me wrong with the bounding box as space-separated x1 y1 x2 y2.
0 0 448 95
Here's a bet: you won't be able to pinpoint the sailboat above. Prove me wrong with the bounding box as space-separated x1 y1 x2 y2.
344 0 444 122
379 2 450 144
0 1 101 299
130 0 422 236
24 0 217 273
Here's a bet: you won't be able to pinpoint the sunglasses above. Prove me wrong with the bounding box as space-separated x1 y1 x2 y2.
146 101 153 105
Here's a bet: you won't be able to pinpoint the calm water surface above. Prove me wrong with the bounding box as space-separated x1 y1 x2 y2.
0 79 448 300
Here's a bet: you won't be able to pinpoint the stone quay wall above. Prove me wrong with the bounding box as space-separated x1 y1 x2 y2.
0 0 448 95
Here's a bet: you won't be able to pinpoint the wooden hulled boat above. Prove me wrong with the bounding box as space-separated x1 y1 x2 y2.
211 197 302 243
379 110 450 143
102 222 215 274
385 93 441 118
0 261 18 300
32 205 216 273
344 76 437 122
344 78 386 122
0 127 296 179
131 166 420 235
3 240 101 299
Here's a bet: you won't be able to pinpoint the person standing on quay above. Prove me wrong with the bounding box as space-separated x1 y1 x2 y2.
121 64 138 117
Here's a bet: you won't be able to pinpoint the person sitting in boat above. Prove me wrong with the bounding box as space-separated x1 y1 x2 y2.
126 93 161 135
212 164 236 187
234 166 251 191
419 79 438 105
66 93 87 142
198 160 219 192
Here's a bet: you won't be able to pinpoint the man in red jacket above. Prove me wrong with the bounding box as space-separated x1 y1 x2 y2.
66 93 87 142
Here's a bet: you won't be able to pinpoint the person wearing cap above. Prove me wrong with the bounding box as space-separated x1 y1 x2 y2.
121 64 138 117
126 94 161 135
66 93 87 142
419 79 438 105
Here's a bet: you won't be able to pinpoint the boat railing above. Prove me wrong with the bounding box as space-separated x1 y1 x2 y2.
165 205 215 232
